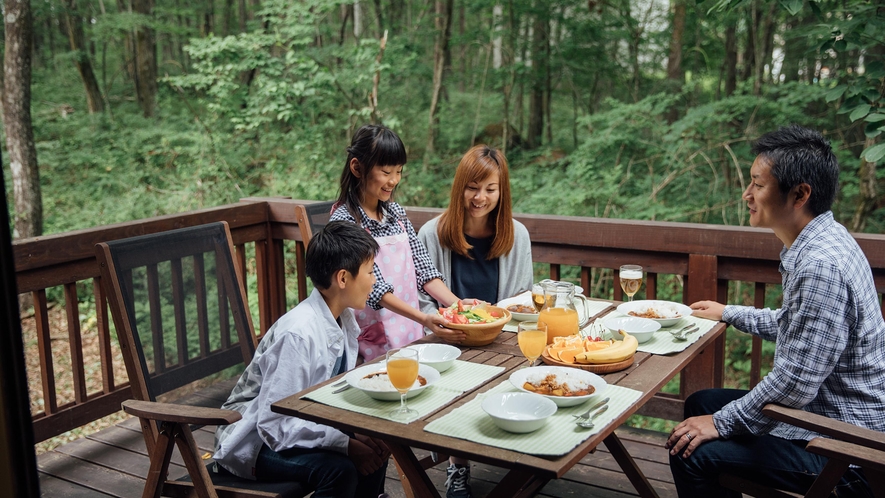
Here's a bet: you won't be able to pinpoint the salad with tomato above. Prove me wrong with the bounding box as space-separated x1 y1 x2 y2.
438 299 504 325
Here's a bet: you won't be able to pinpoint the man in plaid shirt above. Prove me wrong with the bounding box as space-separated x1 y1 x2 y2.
666 125 885 497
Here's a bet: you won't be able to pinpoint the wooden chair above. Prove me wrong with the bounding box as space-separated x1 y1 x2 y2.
96 222 305 498
295 201 336 245
720 404 885 498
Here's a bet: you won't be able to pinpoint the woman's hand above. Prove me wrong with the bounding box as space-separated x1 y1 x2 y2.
424 313 466 343
689 301 726 321
665 415 719 458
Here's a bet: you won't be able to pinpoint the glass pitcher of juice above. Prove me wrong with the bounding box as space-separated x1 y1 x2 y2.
538 281 590 344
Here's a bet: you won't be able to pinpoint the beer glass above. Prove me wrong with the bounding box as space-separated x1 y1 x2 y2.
619 265 643 302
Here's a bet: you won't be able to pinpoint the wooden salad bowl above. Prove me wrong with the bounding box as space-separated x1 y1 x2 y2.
444 306 512 346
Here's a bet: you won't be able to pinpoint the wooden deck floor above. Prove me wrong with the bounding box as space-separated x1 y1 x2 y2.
37 380 677 497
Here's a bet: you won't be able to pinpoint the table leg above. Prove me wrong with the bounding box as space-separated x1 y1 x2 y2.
486 469 548 498
387 443 441 498
603 433 660 498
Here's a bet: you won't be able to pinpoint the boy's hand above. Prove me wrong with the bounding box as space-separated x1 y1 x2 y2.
348 436 386 475
355 433 390 459
424 313 466 343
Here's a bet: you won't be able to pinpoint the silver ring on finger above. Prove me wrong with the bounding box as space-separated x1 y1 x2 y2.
685 432 694 442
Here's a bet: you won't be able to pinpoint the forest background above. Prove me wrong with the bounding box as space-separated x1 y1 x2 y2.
3 0 885 446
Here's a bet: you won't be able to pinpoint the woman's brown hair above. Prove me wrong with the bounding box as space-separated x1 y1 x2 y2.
437 145 514 260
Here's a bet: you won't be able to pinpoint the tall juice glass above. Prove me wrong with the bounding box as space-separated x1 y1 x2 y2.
386 348 419 421
517 322 548 367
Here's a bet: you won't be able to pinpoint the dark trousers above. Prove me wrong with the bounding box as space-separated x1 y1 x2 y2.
669 389 871 498
255 443 387 498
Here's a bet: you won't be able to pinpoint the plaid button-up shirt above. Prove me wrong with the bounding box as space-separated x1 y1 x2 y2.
715 211 885 441
330 202 444 310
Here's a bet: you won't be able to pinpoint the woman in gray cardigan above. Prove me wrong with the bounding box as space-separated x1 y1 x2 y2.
417 144 533 498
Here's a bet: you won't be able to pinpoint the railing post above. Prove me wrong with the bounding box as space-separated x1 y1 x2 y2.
681 254 724 398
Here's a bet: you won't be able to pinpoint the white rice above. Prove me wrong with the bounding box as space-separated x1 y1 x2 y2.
525 371 591 392
358 373 421 392
646 305 680 318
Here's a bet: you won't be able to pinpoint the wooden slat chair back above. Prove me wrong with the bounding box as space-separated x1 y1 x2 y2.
720 404 885 498
295 201 336 245
97 222 304 498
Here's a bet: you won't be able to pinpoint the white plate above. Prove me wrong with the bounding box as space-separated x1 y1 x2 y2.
345 362 441 401
508 366 607 407
616 300 693 328
496 293 539 321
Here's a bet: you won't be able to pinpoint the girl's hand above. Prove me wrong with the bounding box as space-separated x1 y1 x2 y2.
425 313 466 343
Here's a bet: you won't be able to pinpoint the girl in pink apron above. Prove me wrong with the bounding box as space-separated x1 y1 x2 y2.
329 124 463 361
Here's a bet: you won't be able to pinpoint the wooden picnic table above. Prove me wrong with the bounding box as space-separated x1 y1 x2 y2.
271 301 727 498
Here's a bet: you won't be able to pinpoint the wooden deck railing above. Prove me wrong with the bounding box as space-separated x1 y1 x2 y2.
16 198 885 442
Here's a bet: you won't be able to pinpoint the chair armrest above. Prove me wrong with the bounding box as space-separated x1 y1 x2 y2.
806 437 885 474
122 400 242 426
763 404 885 452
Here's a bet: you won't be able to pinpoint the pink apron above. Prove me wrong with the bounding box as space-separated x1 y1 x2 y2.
356 220 424 361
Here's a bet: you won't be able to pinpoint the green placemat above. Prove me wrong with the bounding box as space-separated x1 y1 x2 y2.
423 381 643 456
597 314 719 355
303 360 504 424
503 298 612 333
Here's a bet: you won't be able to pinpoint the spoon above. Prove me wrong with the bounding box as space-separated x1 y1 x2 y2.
572 397 610 420
576 404 609 429
670 325 698 341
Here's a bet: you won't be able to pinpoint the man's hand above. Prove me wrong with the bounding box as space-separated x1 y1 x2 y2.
690 301 726 321
348 435 387 475
424 313 466 343
665 415 719 458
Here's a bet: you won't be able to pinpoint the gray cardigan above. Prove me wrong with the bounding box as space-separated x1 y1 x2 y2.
417 216 534 315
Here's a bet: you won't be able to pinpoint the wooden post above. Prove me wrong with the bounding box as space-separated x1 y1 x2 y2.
681 254 723 397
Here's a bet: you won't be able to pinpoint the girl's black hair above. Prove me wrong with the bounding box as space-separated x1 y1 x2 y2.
336 124 407 223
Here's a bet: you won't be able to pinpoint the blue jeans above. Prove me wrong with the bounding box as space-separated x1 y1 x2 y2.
255 443 387 498
670 389 871 498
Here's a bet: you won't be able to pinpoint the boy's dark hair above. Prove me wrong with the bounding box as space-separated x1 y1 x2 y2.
336 124 407 222
751 124 839 216
305 221 378 290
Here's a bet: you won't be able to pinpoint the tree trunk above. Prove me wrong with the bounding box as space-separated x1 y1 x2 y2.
665 0 685 122
424 0 454 165
757 0 776 87
132 0 158 117
527 5 547 149
65 0 104 113
724 21 737 96
239 0 247 32
4 0 43 240
781 19 800 83
851 137 878 232
354 1 362 38
741 4 757 84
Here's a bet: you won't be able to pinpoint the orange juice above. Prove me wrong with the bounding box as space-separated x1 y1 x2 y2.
387 358 419 393
538 307 579 344
518 330 547 362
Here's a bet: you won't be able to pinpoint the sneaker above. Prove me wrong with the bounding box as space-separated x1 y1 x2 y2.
444 463 472 498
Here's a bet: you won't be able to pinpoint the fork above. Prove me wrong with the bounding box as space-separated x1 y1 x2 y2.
572 397 610 420
670 325 699 341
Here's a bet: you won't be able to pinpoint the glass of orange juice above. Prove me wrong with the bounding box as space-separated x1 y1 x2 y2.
386 348 420 421
518 322 548 367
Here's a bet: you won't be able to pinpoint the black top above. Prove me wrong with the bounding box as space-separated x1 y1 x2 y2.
450 234 499 303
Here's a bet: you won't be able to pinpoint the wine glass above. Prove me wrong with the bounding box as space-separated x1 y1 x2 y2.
619 265 643 302
531 283 549 312
386 348 419 421
517 321 548 367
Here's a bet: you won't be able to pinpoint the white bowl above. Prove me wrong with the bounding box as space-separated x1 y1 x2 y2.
508 366 607 407
616 300 693 328
481 392 557 433
407 343 461 372
603 316 661 344
496 294 539 321
345 362 441 401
